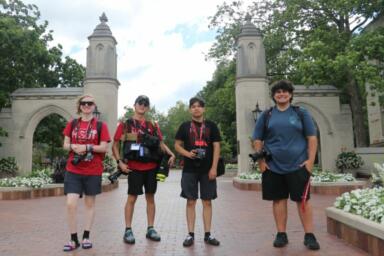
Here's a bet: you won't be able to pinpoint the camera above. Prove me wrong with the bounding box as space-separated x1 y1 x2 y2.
71 152 93 165
156 154 170 182
140 133 160 149
108 170 127 183
249 148 271 162
194 148 206 160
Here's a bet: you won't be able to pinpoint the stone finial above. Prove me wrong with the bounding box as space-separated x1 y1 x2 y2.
245 13 252 23
100 12 108 23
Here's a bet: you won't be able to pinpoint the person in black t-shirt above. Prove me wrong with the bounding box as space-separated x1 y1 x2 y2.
175 97 221 247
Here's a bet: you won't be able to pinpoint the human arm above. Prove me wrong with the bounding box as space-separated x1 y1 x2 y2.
253 139 269 172
160 142 176 166
300 136 317 172
208 142 220 180
112 140 130 173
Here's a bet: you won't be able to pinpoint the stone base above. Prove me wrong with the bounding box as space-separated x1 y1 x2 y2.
326 207 384 256
233 177 367 196
0 181 118 200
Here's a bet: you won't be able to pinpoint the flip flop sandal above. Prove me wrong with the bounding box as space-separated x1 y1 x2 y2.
63 241 79 252
82 239 93 249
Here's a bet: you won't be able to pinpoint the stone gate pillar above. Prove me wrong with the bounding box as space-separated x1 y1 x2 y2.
83 13 119 136
235 15 270 174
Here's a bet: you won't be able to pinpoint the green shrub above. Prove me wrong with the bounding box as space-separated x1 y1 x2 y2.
0 157 18 178
336 151 364 172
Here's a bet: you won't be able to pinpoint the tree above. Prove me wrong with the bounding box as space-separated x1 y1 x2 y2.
208 0 384 147
33 114 66 162
198 61 237 157
0 0 85 110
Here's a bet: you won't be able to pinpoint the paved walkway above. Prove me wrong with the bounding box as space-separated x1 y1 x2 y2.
0 170 368 256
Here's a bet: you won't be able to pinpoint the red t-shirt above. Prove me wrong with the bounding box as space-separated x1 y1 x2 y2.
63 118 111 176
114 119 163 171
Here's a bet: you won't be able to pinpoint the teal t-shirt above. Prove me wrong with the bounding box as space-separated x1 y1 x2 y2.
252 106 316 174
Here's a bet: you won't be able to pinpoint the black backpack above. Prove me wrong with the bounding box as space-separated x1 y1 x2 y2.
261 105 304 139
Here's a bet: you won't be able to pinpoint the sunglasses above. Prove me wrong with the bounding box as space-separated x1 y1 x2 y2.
137 100 149 107
80 101 95 106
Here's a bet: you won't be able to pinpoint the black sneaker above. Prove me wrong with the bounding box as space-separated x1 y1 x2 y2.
304 233 320 250
146 227 161 242
123 229 135 244
204 235 220 246
183 234 194 247
273 232 288 248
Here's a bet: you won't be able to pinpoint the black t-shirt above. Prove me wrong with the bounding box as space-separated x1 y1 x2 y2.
175 120 221 173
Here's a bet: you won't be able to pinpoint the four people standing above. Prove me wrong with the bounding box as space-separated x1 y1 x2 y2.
61 86 320 252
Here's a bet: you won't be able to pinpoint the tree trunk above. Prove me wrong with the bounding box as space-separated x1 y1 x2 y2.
346 77 368 147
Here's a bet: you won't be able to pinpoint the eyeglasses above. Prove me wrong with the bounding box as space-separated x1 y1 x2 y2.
80 101 95 106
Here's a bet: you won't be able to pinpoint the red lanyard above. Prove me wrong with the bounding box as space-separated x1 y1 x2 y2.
191 121 207 147
132 119 147 134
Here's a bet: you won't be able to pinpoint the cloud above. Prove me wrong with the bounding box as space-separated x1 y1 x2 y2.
23 0 242 116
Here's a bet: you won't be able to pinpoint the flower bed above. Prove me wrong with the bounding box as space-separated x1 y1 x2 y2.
0 171 118 200
233 170 367 195
326 206 384 256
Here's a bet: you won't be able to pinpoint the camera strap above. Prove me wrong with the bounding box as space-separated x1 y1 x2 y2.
70 118 102 144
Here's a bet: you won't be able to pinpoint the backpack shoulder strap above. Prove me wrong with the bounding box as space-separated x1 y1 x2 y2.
96 120 102 145
262 107 274 140
292 105 306 136
69 118 78 143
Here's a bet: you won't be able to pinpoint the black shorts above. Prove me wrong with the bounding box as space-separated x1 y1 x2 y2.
127 169 157 195
64 171 102 196
180 172 217 200
262 167 311 202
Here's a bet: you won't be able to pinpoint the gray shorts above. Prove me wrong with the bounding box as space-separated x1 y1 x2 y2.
64 171 102 196
180 172 217 200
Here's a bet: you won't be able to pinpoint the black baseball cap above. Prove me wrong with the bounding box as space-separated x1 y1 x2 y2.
134 95 150 106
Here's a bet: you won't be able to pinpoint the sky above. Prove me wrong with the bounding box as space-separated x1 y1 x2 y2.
22 0 252 117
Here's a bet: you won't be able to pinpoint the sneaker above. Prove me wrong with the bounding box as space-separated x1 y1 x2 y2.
183 234 194 247
304 233 320 250
123 229 135 244
146 227 161 242
273 232 288 248
81 238 92 249
204 235 220 246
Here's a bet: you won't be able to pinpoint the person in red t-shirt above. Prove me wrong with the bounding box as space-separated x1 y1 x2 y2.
112 95 175 244
62 95 110 252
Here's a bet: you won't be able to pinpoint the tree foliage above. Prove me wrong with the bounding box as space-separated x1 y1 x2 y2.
208 0 384 147
0 0 85 110
198 61 237 158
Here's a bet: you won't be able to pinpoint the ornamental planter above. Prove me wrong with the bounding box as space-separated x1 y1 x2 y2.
326 207 384 256
0 180 118 200
233 177 367 196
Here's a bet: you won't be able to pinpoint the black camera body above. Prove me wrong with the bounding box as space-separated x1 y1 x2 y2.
249 148 271 162
71 152 93 165
108 170 127 183
140 133 160 149
194 148 206 159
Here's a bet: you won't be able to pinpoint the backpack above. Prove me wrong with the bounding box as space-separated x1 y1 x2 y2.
261 105 304 139
70 118 102 144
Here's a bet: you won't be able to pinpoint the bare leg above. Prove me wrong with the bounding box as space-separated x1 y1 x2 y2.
202 200 212 232
296 200 314 233
66 193 80 234
125 195 137 227
145 193 156 227
273 199 288 232
186 199 197 232
83 195 96 232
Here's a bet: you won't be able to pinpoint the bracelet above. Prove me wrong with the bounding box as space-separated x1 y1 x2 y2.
116 159 120 164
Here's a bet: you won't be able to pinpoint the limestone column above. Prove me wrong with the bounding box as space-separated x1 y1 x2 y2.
366 82 384 145
236 15 270 174
83 13 119 137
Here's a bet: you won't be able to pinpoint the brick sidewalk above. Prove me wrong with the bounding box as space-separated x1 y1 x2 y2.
0 170 368 256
